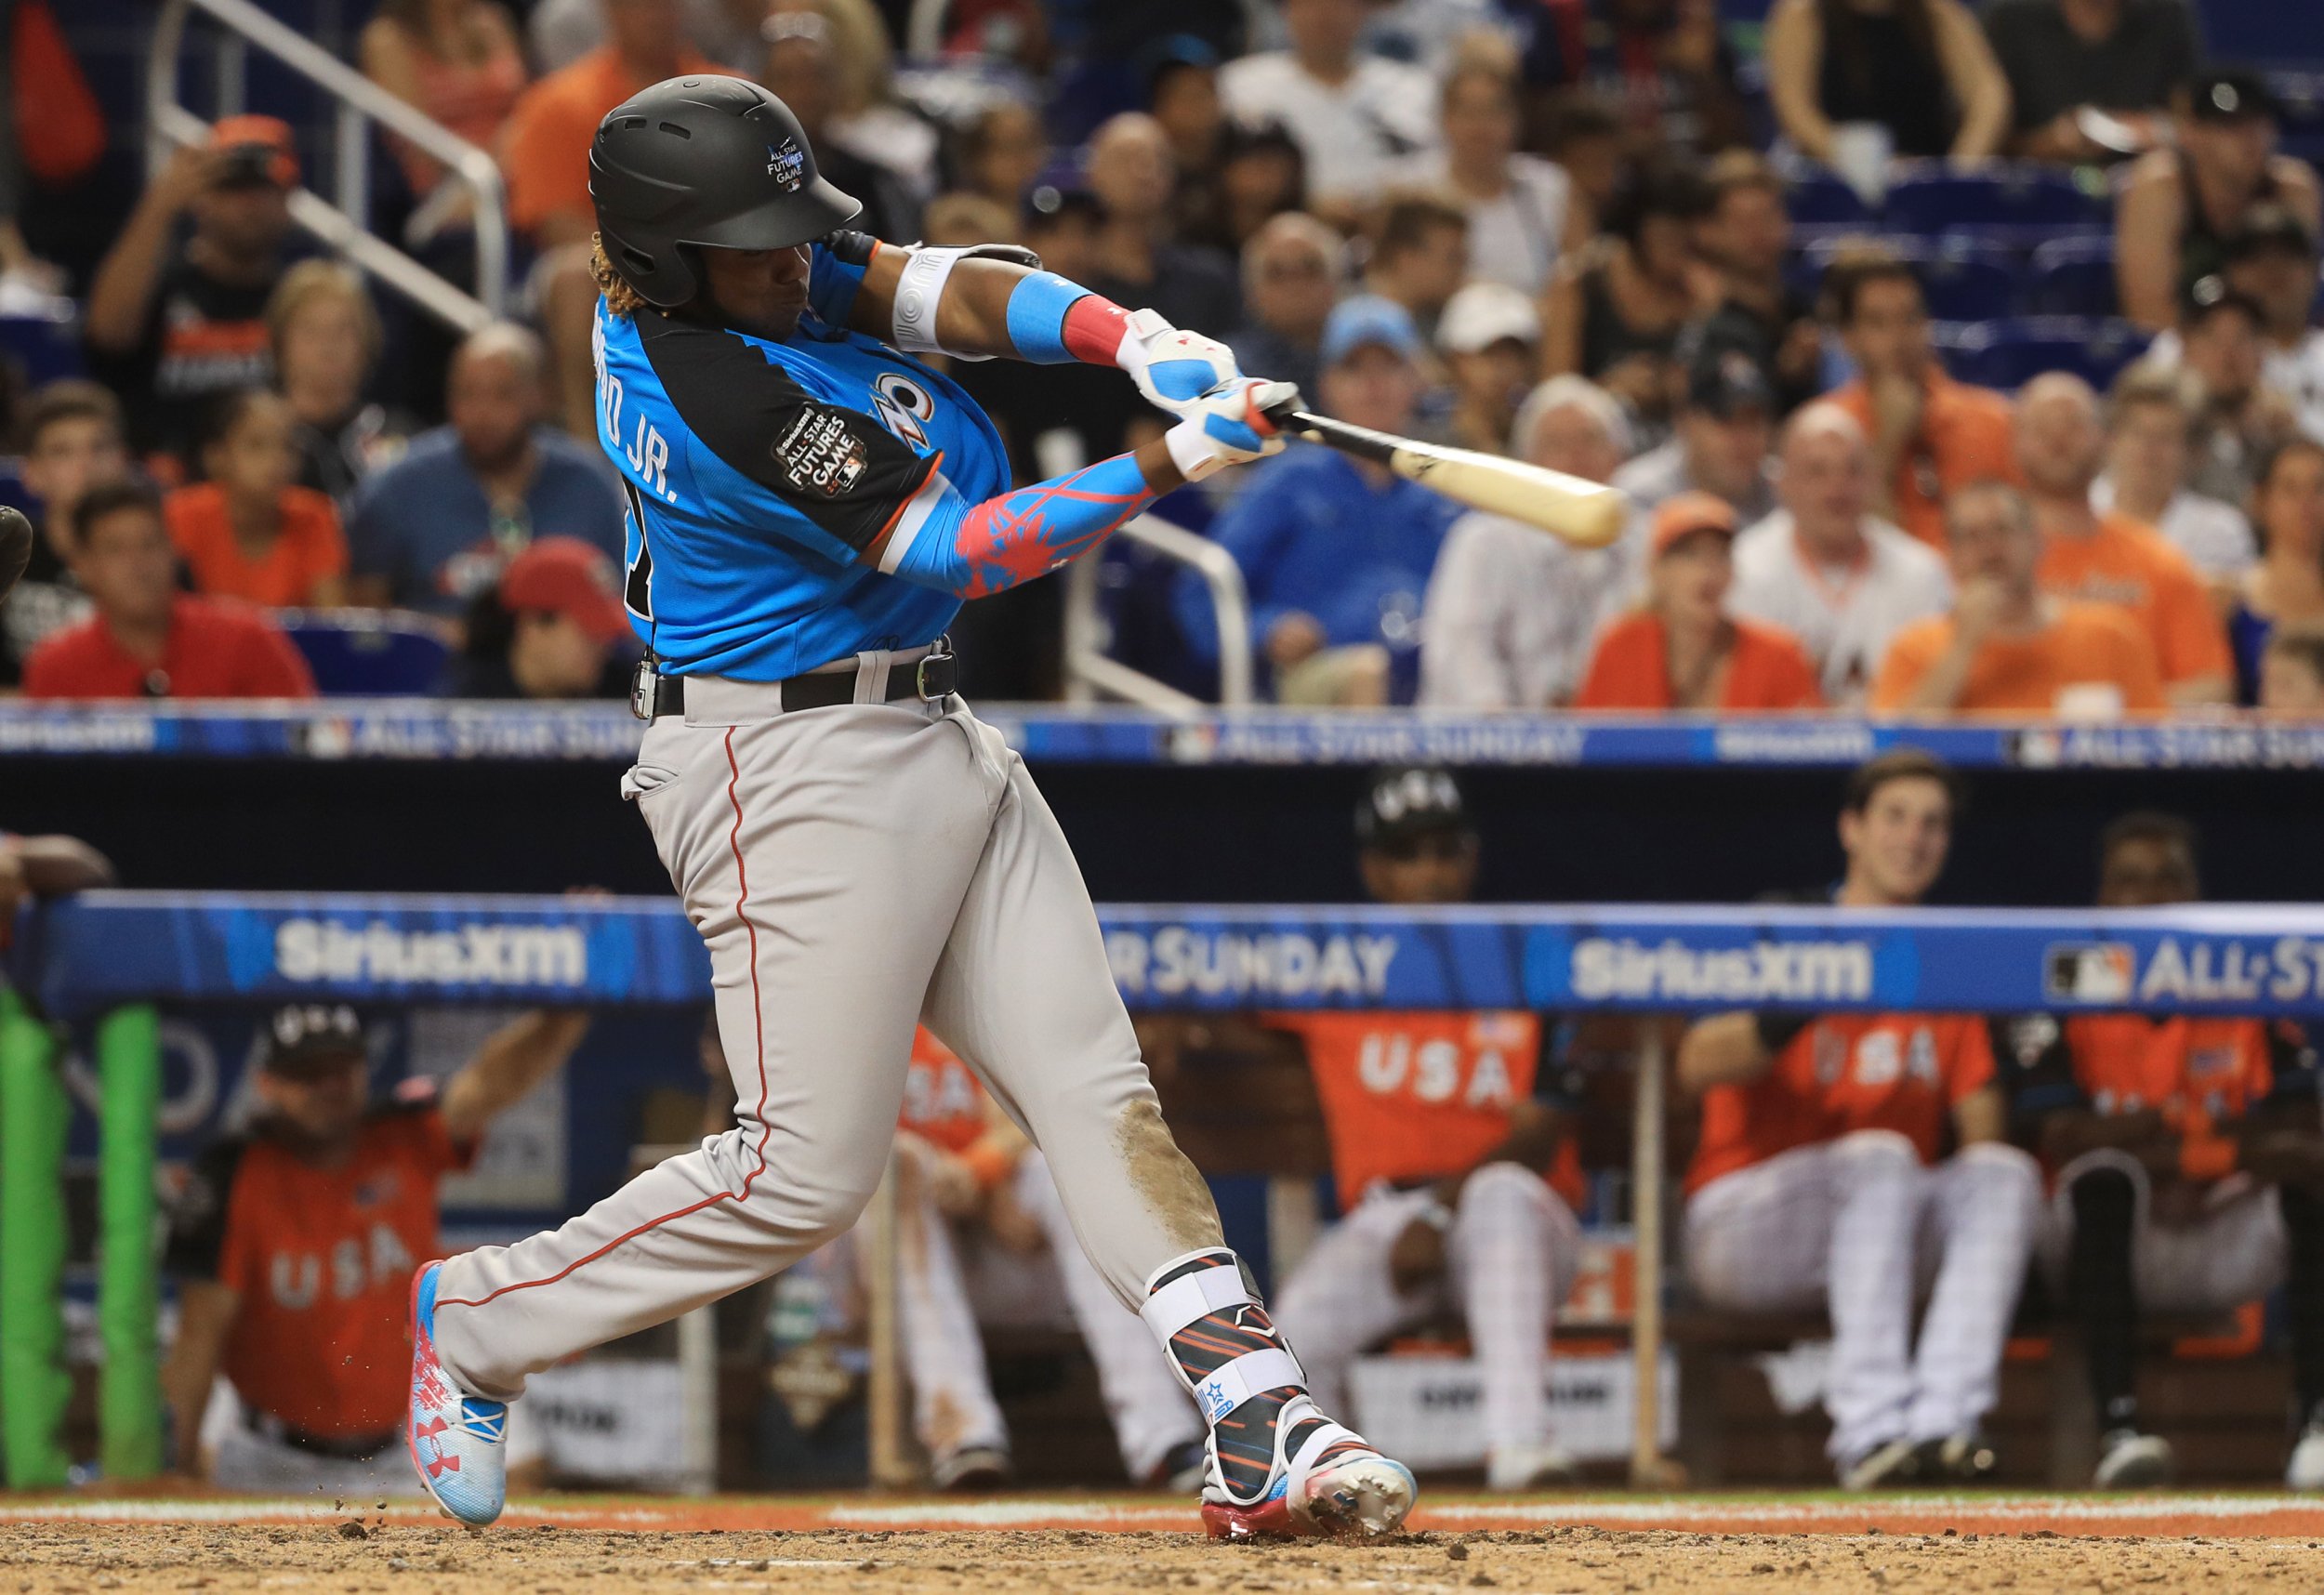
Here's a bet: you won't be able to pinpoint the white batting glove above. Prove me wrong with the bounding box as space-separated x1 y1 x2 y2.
1164 378 1299 481
1116 308 1247 416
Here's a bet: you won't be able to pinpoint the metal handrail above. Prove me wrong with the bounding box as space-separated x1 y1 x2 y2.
145 0 509 333
1062 511 1253 712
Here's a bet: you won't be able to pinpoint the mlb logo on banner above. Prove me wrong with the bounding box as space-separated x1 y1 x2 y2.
2043 943 2135 1004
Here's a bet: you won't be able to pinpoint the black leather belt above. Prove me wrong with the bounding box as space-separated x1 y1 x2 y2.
635 642 958 721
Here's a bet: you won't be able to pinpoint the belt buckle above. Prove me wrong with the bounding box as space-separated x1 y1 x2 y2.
630 657 658 721
915 639 957 701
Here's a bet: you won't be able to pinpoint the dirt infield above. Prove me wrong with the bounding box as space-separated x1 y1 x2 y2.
5 1497 2322 1594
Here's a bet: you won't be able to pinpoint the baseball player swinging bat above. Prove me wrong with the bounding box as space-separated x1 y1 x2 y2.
403 75 1416 1543
1265 404 1629 549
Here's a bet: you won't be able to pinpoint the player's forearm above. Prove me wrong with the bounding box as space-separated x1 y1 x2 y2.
162 1284 237 1475
441 1010 589 1141
873 442 1180 600
9 834 115 896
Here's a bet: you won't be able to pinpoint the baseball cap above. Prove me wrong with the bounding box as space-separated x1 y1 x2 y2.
208 114 299 190
1649 491 1739 559
258 1004 364 1075
1320 294 1423 368
2225 203 2317 261
1684 346 1775 419
2185 67 2277 125
499 536 631 646
1436 282 1541 356
1355 766 1472 850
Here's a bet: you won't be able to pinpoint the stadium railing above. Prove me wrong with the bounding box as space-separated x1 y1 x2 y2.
11 891 2324 1490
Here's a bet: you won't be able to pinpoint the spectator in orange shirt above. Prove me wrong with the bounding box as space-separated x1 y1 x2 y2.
165 390 348 609
1826 250 2016 551
502 0 723 436
1574 491 1822 711
1871 481 2166 718
24 478 316 700
2015 372 2233 705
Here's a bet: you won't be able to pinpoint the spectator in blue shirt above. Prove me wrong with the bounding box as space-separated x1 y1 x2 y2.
1178 296 1460 705
345 323 625 616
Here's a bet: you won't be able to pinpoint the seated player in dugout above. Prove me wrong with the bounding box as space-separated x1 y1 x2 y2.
1148 767 1592 1491
1998 812 2324 1491
703 1020 1207 1495
162 1005 588 1496
1677 748 2041 1489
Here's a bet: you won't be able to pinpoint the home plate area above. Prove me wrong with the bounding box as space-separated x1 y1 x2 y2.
7 1496 2323 1595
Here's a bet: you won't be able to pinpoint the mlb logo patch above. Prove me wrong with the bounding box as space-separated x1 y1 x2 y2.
766 139 806 191
2043 943 2135 1004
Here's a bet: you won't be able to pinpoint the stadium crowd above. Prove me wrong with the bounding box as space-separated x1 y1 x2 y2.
0 0 2316 715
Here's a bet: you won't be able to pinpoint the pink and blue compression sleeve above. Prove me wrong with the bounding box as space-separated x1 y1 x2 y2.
877 453 1158 599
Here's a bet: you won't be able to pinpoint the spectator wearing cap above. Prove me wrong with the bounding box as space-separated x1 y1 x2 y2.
1385 53 1570 294
347 323 627 616
2159 285 2304 508
1609 345 1777 526
1518 0 1748 160
1540 165 1704 428
1872 480 2164 717
161 1004 584 1496
2117 67 2324 334
165 389 348 609
2016 372 2232 706
1438 283 1542 457
1363 197 1469 349
0 382 129 690
442 534 635 699
1218 0 1437 219
1980 0 2198 164
2227 438 2324 705
1575 492 1822 711
1083 113 1241 339
2092 363 2255 587
22 477 316 701
1688 152 1821 416
1180 296 1459 705
2146 207 2324 449
1825 249 2017 551
1419 376 1633 708
762 9 918 243
1729 403 1950 708
1227 215 1346 418
2259 626 2324 718
86 117 304 462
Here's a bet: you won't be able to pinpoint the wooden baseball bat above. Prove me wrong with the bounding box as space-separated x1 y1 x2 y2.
1265 405 1629 549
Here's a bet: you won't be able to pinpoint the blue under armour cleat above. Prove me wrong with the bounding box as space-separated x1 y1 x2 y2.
406 1261 509 1526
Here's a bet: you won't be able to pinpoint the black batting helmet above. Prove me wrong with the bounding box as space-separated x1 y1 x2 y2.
589 76 860 310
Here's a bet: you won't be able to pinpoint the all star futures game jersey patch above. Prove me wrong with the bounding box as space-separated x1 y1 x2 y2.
774 407 871 498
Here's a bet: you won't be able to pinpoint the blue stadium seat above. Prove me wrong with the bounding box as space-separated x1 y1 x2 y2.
0 305 86 387
2025 237 2119 317
277 610 452 696
1880 163 2107 241
1935 316 2153 393
1785 166 1874 229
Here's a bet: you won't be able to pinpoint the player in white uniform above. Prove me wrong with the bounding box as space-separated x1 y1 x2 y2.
403 77 1414 1540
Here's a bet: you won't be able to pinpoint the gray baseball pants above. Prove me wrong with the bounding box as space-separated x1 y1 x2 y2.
429 653 1223 1401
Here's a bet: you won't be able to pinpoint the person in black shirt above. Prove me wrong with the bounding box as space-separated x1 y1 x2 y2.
85 116 300 464
1688 152 1820 416
1982 0 2200 164
0 381 129 688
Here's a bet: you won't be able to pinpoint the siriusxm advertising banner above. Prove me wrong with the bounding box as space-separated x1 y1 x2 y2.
20 894 2324 1019
12 704 2324 771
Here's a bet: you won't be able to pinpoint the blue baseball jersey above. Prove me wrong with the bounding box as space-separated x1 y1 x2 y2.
591 245 1012 680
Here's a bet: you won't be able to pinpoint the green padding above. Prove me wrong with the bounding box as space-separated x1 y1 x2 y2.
97 1004 162 1480
0 988 71 1487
